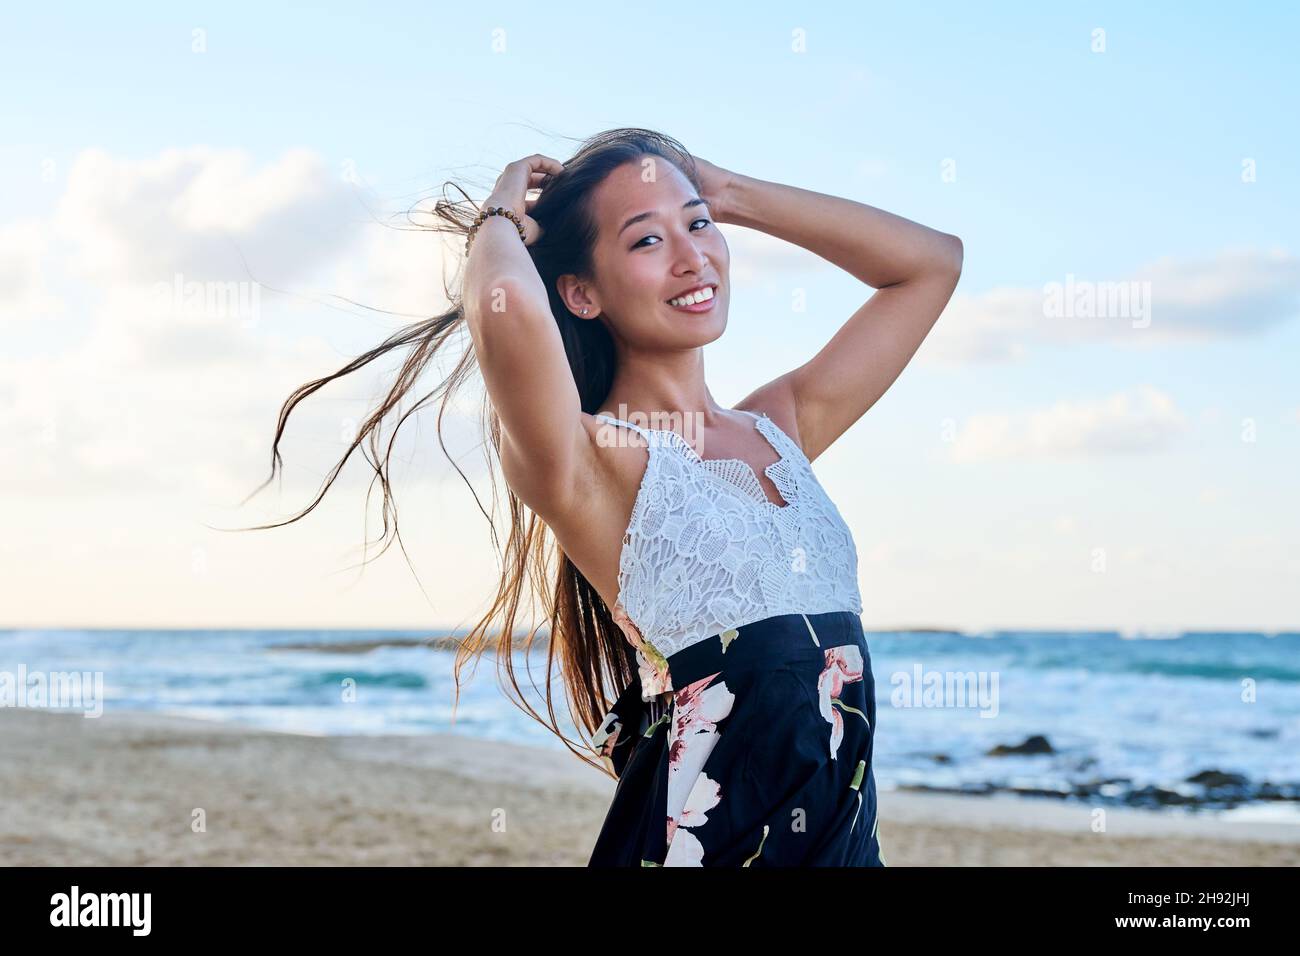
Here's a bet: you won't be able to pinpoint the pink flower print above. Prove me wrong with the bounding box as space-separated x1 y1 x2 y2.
635 645 673 700
667 673 733 791
663 672 734 865
664 773 721 866
592 708 623 771
816 644 867 760
611 600 673 700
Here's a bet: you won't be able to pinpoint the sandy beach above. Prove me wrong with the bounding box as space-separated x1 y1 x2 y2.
3 707 1297 866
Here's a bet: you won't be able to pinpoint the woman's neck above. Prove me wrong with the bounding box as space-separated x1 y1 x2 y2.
599 349 723 424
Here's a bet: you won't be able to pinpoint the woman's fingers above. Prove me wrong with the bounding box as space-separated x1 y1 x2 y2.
488 155 561 225
512 155 561 176
530 154 564 173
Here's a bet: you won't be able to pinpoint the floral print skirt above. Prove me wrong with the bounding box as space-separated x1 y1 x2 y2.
588 610 887 867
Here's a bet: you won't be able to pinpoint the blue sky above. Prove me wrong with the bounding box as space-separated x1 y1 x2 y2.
2 2 1296 631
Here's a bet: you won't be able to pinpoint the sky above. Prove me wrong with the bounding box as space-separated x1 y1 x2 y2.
2 1 1297 632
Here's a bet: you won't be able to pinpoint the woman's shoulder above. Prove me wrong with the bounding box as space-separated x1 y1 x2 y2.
732 383 807 457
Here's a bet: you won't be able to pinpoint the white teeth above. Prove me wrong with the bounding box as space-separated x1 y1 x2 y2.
669 286 715 307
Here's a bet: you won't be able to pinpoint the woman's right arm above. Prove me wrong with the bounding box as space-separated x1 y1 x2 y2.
462 156 595 520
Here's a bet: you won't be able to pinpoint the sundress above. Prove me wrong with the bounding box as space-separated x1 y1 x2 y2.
586 408 887 867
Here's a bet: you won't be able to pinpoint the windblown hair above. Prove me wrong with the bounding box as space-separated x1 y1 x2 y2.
240 128 704 775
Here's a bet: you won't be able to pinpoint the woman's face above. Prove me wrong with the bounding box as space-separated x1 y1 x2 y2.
562 158 729 350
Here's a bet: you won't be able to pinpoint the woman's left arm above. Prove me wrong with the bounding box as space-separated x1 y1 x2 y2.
708 165 963 461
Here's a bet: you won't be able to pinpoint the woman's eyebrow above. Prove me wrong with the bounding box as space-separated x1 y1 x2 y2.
617 197 710 237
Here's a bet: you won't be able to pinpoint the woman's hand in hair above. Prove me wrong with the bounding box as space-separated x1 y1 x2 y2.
485 154 565 245
692 156 739 225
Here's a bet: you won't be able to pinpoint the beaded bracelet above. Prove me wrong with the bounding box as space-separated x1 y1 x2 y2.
465 205 526 255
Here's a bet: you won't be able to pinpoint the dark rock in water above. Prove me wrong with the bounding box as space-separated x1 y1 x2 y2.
899 775 1300 814
930 753 953 764
897 782 995 797
1128 785 1195 807
1070 777 1133 799
1246 727 1280 739
987 734 1054 756
1256 782 1300 802
1009 786 1071 800
1186 769 1249 788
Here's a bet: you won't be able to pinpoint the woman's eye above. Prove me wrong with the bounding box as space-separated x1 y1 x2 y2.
632 218 712 249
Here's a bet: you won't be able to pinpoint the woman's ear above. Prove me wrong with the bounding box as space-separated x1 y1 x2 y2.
556 274 600 319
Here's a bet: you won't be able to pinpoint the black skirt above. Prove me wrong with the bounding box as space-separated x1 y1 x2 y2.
588 610 887 867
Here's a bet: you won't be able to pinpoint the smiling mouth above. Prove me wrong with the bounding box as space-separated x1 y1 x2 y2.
666 284 717 309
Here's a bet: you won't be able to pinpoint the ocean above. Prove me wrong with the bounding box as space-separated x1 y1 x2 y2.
3 626 1297 822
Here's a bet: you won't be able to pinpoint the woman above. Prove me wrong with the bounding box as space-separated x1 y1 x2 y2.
253 128 962 866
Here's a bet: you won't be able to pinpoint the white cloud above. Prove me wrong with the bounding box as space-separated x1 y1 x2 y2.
1 146 472 503
51 146 362 288
948 385 1188 462
1143 247 1300 335
922 247 1300 363
0 219 64 322
713 241 1298 364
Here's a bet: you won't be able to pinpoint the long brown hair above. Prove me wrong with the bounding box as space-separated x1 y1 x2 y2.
238 128 703 776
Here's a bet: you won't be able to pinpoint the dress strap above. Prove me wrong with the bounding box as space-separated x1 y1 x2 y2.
594 413 654 440
738 407 806 463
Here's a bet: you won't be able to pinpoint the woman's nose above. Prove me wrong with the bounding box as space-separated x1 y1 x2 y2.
676 242 708 272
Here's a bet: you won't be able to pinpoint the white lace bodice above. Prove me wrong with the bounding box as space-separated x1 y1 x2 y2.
594 409 863 670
